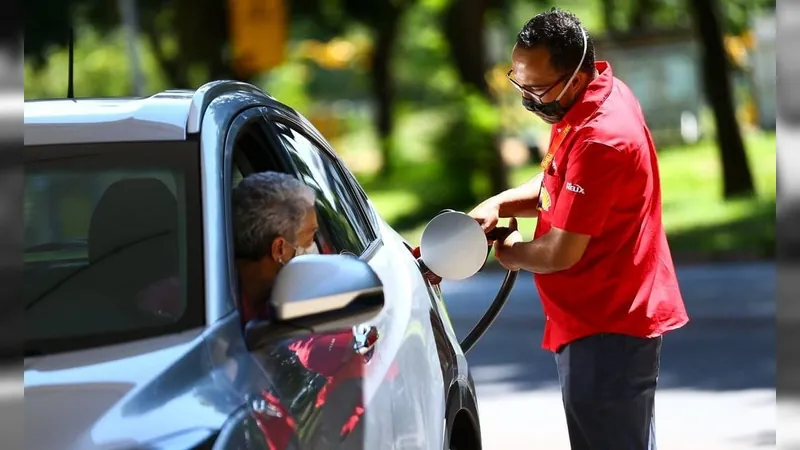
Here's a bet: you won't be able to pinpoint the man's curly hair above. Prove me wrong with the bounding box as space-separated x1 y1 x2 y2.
516 7 596 75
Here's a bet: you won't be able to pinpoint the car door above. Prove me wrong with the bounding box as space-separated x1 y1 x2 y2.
264 116 397 449
218 108 387 449
216 108 320 450
344 181 456 450
321 136 456 449
267 115 448 449
342 174 453 450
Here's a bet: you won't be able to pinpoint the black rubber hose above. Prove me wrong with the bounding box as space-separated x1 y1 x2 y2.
433 209 519 353
459 268 519 354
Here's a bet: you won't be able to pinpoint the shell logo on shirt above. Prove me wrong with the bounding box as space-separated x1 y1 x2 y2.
538 185 552 211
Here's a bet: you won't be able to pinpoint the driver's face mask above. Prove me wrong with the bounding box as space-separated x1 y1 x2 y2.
279 240 319 265
521 27 588 125
293 241 319 257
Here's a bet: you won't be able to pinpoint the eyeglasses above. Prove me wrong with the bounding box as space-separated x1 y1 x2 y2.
506 69 570 102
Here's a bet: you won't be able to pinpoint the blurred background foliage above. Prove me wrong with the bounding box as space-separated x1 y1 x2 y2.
24 0 776 261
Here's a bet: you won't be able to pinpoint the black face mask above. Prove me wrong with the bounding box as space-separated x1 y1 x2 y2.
519 26 589 125
522 96 570 125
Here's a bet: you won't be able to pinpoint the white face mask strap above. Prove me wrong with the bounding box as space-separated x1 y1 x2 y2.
555 27 588 101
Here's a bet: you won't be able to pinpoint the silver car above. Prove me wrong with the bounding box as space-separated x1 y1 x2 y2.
24 81 482 450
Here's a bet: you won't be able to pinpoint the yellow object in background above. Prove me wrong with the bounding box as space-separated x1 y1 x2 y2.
742 97 759 128
487 64 513 96
228 0 287 78
724 34 749 67
308 111 340 141
297 38 361 70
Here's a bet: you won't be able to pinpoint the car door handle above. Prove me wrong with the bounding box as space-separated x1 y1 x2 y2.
353 325 379 358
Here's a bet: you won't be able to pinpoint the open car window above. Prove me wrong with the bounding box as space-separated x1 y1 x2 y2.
270 121 374 256
25 141 205 356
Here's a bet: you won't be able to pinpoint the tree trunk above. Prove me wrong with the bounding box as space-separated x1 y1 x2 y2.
444 0 491 97
443 0 508 194
631 0 657 31
141 25 192 89
175 0 231 84
371 9 402 179
689 0 755 198
601 0 619 34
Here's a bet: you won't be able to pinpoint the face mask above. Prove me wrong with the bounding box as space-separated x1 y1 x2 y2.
523 97 568 125
293 241 319 257
523 27 588 124
276 240 319 266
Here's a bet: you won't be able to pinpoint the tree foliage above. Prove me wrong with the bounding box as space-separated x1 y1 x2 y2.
26 0 230 87
24 0 76 68
24 0 773 200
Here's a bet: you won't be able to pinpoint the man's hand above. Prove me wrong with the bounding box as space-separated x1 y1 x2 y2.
493 218 523 271
468 200 500 234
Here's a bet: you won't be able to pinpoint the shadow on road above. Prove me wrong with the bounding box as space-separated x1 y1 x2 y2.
451 317 775 394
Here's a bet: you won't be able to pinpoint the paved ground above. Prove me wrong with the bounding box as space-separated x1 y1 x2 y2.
441 262 776 449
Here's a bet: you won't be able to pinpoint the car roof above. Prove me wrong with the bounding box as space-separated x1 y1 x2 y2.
24 90 197 146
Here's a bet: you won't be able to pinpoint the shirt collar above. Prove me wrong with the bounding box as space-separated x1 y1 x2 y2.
560 61 614 128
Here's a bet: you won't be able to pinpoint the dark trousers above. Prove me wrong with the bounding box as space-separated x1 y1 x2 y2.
555 333 661 450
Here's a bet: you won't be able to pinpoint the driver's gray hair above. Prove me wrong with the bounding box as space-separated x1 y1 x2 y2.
232 171 316 260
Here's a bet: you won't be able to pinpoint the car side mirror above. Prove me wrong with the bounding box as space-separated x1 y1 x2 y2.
244 254 385 351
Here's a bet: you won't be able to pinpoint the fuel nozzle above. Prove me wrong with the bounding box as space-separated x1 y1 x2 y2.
485 226 513 243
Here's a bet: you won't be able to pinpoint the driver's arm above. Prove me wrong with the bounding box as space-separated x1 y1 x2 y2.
486 172 544 218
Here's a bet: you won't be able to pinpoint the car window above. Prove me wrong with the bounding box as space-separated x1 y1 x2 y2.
232 164 244 188
271 121 373 256
24 142 205 355
230 117 278 187
340 164 381 237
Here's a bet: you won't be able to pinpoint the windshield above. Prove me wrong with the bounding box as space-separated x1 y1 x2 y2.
25 141 205 356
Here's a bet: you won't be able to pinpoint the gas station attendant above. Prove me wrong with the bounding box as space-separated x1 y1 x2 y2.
468 8 690 450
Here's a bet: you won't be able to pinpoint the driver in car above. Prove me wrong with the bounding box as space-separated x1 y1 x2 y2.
232 171 320 324
232 171 394 448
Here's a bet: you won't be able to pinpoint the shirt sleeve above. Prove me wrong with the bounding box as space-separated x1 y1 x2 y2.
550 141 628 236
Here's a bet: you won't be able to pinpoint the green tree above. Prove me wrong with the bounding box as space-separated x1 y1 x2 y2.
24 0 231 88
594 0 772 198
293 0 418 179
440 0 518 196
24 0 416 179
598 0 773 35
688 0 755 198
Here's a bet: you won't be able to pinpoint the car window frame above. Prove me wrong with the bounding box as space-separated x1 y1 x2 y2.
270 119 368 256
339 162 382 237
264 111 382 257
222 107 297 307
304 128 381 242
24 140 206 356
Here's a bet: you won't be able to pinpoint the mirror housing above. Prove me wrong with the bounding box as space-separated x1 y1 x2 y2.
244 254 384 351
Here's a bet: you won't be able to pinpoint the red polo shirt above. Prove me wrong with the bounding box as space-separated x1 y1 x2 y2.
533 61 689 352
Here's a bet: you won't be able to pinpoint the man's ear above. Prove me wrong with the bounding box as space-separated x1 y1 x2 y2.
571 71 586 91
270 237 286 264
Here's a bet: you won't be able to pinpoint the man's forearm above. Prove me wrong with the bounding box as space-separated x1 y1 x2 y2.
490 172 543 218
506 227 588 274
510 236 562 274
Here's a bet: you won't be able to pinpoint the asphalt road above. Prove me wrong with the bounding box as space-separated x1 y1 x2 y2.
440 263 776 450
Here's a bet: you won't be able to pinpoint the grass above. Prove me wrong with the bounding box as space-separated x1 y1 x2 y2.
357 130 776 262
